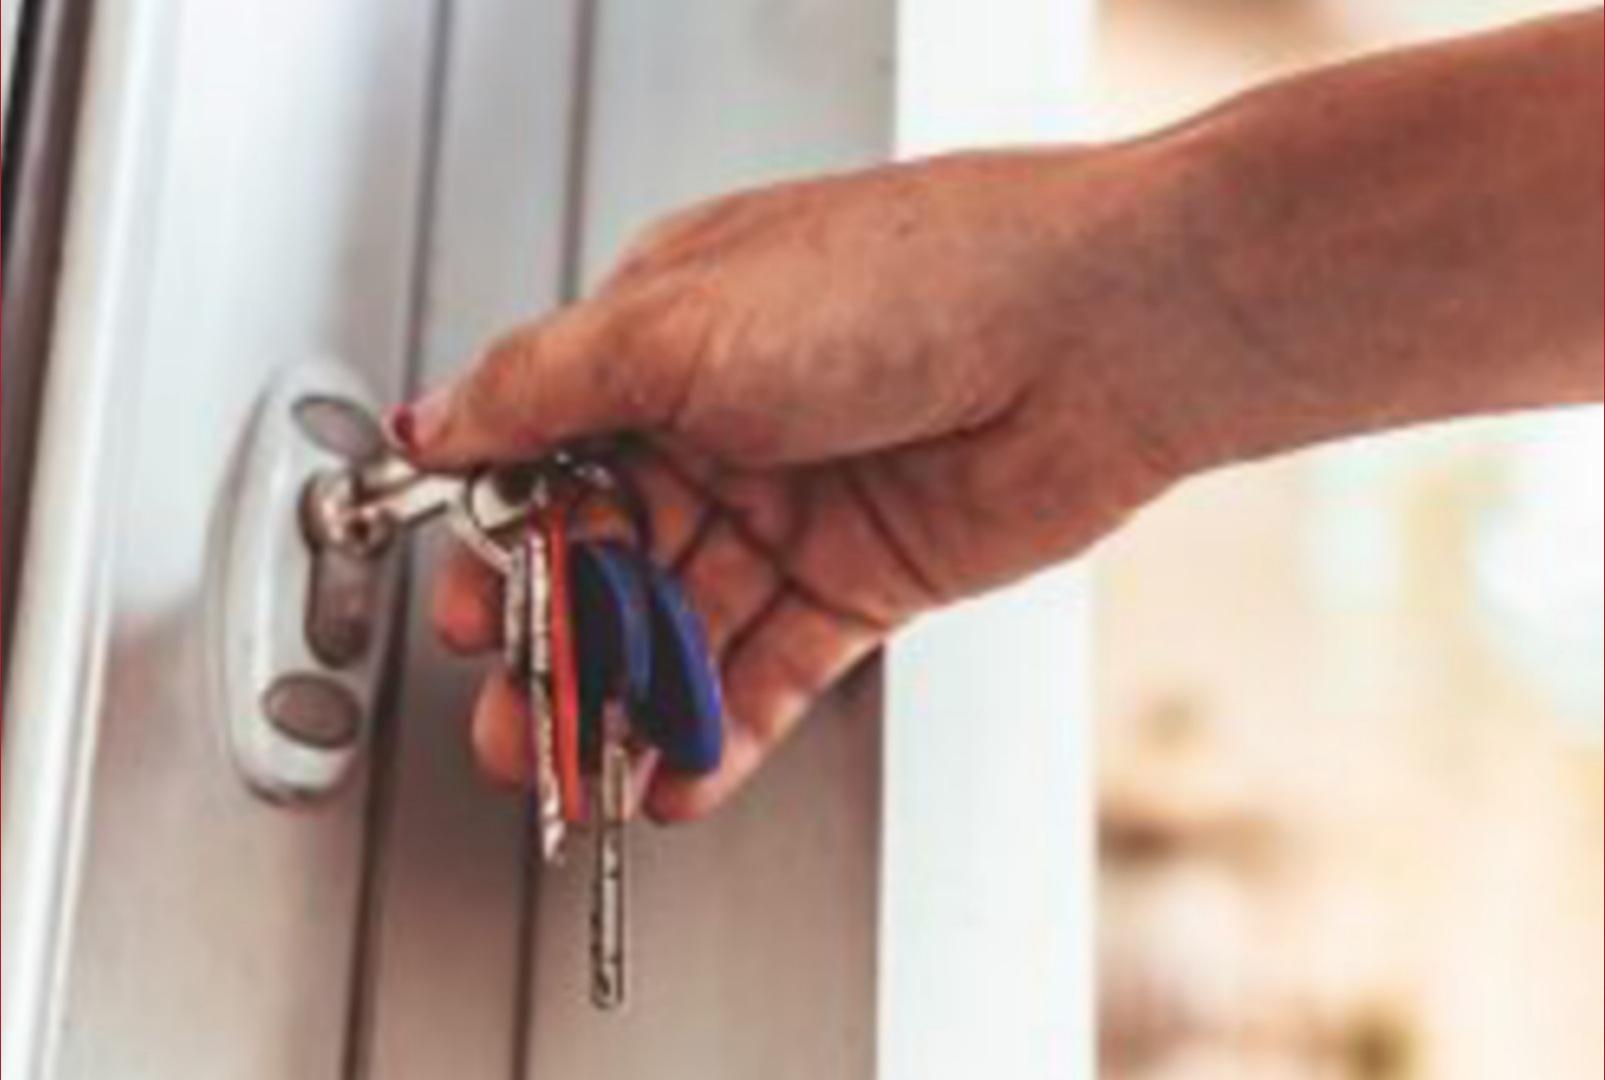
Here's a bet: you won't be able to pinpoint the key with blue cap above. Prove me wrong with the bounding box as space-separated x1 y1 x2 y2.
569 539 653 1010
639 559 725 776
569 539 727 1010
572 540 725 776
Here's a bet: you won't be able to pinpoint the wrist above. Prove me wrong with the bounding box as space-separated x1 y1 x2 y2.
1027 130 1271 488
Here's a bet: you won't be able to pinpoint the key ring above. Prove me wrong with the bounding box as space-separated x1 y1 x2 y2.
444 452 651 575
446 467 545 574
552 452 654 555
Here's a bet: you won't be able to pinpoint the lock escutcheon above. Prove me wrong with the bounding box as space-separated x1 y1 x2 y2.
208 360 403 804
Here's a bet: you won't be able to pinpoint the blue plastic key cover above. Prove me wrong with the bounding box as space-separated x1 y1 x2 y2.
641 560 725 775
568 540 653 770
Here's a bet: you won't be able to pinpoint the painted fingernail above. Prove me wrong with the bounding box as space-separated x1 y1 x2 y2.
386 388 451 453
384 404 417 451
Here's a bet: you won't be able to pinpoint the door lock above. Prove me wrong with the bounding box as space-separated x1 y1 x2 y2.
208 361 404 803
210 360 563 803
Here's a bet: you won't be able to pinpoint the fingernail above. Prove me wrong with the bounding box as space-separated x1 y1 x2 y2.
384 404 417 450
386 387 451 453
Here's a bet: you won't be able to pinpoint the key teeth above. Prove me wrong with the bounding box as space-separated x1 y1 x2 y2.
539 810 567 864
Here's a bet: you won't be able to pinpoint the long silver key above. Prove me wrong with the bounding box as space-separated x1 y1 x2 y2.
520 525 566 863
591 699 630 1009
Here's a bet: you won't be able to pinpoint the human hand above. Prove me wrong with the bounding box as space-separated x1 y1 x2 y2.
394 148 1207 820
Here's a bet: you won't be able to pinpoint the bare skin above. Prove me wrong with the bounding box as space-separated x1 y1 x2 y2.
394 11 1602 822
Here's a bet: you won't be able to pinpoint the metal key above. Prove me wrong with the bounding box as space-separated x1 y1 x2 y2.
303 450 543 564
513 523 566 863
591 698 630 1010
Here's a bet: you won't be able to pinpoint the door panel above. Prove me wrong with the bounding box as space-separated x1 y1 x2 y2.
7 2 1089 1076
362 3 894 1077
357 3 582 1076
46 3 437 1076
525 4 892 1077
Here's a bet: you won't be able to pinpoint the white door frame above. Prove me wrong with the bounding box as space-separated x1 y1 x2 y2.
4 2 440 1076
2 4 182 1074
882 2 1097 1078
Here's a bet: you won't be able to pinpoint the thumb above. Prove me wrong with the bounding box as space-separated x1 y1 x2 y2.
387 302 684 469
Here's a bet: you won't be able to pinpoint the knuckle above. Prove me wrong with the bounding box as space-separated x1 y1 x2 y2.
472 700 527 789
432 583 495 654
464 335 537 427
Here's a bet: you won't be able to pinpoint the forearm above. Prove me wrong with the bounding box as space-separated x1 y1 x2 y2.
1138 10 1603 470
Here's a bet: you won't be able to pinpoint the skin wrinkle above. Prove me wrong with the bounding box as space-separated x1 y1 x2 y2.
646 448 892 635
717 580 791 702
669 501 727 576
613 284 712 442
712 468 833 669
839 459 945 606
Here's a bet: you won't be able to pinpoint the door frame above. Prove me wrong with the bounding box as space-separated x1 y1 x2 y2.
2 3 182 1075
880 2 1097 1077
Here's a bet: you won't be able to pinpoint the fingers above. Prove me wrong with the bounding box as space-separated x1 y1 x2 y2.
451 565 880 821
645 595 882 823
432 544 503 654
389 301 691 470
435 448 881 823
471 672 530 789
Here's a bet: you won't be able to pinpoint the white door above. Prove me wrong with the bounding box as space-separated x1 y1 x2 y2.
4 3 1092 1077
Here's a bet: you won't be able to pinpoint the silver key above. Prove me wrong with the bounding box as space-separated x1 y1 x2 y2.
303 444 544 565
520 525 566 863
591 700 631 1010
502 538 531 681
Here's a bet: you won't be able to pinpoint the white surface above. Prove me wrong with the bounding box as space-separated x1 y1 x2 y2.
881 2 1097 1078
3 1 439 1076
213 361 391 801
2 3 180 1074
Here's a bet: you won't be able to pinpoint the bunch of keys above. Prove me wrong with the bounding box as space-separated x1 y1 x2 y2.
305 440 725 1011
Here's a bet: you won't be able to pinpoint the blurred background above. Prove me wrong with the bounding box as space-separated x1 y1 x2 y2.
1090 2 1603 1077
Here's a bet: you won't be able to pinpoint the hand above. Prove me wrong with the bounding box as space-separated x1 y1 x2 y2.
395 149 1201 820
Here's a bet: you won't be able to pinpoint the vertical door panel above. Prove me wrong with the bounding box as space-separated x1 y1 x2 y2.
358 4 583 1076
48 2 437 1077
366 4 894 1078
525 3 893 1077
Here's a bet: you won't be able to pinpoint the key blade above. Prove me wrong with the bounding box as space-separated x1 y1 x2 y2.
591 702 631 1011
357 458 465 530
463 465 544 533
524 527 567 863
